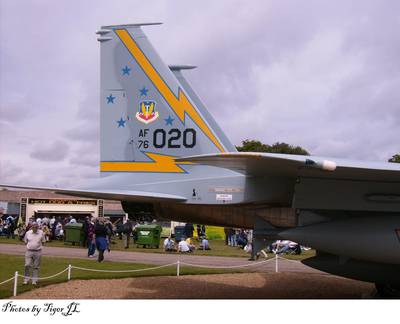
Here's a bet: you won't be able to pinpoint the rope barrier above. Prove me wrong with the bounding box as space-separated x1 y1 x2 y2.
17 267 69 281
0 252 313 297
180 257 275 269
277 255 303 264
0 257 279 289
70 262 177 273
0 276 16 286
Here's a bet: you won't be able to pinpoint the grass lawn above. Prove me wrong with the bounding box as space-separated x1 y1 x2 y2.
0 236 316 260
0 236 250 257
0 253 244 299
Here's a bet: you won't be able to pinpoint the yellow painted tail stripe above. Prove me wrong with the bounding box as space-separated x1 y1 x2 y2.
115 28 225 153
100 153 191 173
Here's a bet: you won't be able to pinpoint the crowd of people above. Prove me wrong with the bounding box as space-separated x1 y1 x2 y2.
1 214 304 261
224 228 253 249
163 223 211 253
0 214 118 261
0 215 17 239
224 227 304 258
1 214 87 242
163 225 303 257
163 235 211 253
1 213 306 288
1 214 119 284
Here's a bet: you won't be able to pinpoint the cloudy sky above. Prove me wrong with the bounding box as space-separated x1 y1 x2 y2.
0 0 399 187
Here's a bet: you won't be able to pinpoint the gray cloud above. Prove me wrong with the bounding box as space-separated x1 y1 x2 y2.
64 124 99 143
0 89 36 125
182 1 400 161
0 160 23 183
69 142 99 167
30 140 70 162
69 155 98 167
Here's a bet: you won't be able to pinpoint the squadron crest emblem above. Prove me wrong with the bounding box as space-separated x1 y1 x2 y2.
136 100 159 124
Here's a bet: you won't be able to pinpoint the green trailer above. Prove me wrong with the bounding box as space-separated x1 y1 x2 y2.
64 223 84 246
135 224 162 248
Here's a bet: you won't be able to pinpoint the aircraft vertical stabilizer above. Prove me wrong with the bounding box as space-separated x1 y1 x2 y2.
97 23 234 175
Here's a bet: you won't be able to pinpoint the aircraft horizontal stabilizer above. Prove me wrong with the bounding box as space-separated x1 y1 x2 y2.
176 152 400 182
0 184 187 203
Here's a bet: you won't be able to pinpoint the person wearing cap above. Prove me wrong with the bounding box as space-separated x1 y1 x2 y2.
23 222 45 285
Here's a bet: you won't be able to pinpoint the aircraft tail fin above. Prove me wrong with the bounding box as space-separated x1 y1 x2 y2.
97 23 235 174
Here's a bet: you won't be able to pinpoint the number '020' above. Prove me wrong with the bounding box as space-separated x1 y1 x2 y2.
153 128 196 148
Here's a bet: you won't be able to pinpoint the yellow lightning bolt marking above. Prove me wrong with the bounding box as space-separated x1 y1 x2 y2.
115 28 225 153
100 153 191 173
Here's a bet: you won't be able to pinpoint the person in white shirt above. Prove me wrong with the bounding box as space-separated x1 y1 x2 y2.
163 236 176 252
49 216 56 227
178 238 191 253
23 222 45 285
276 240 292 254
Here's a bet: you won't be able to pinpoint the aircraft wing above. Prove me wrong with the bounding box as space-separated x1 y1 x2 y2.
0 184 187 203
176 152 400 182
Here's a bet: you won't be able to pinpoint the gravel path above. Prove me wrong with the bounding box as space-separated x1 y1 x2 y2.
14 273 375 299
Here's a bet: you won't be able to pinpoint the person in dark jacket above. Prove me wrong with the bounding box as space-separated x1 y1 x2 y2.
6 215 15 239
224 227 229 245
94 217 108 262
184 223 194 238
104 218 113 252
123 218 133 249
237 229 248 248
196 224 202 240
82 216 89 247
87 218 96 258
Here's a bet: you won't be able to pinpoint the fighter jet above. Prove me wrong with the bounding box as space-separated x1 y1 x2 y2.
2 23 400 296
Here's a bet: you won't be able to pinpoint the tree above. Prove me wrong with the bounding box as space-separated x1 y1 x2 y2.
236 139 310 155
388 154 400 163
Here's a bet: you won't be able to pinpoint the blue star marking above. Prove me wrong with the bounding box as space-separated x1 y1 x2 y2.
164 115 174 126
139 86 149 97
117 117 126 128
106 94 115 104
122 66 131 75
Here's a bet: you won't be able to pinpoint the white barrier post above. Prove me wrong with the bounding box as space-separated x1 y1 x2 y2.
176 261 180 277
13 271 18 297
275 254 279 273
68 265 72 281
